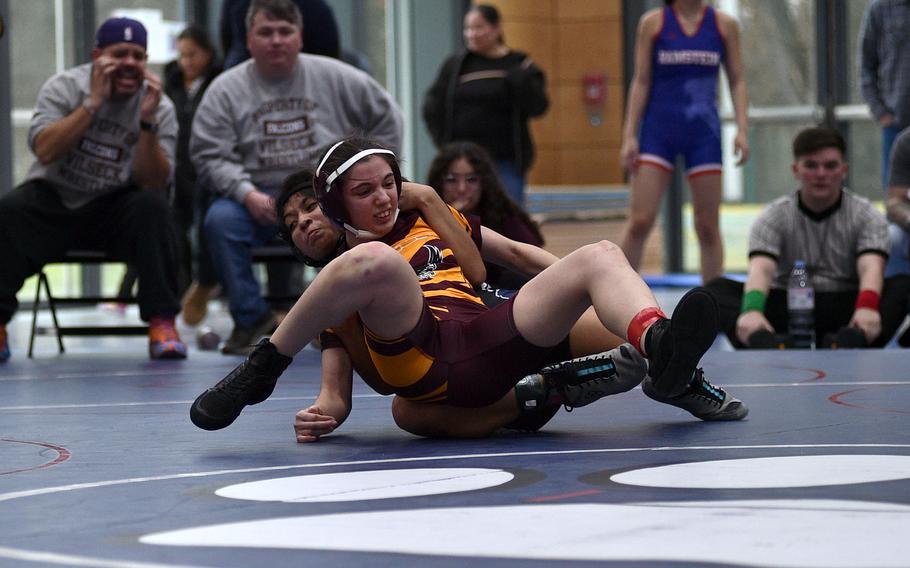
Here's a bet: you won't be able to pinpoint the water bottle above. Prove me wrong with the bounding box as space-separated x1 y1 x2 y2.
787 260 815 349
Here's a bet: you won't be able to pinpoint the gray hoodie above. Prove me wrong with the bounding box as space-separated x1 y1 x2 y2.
26 63 178 209
191 53 403 203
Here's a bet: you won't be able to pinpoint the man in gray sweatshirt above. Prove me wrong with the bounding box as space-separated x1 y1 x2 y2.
0 17 186 362
191 0 403 354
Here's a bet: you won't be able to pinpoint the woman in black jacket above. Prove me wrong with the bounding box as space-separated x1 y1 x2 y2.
165 25 222 324
422 4 548 207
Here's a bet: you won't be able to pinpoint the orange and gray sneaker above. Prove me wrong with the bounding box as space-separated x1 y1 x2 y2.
149 316 188 360
0 324 9 363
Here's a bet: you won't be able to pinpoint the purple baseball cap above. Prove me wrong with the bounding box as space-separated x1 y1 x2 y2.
95 17 147 50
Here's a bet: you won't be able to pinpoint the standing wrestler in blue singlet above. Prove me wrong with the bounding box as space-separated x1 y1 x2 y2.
620 0 750 283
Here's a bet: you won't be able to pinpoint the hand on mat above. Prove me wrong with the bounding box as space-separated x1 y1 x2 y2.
736 310 774 346
849 307 881 345
294 405 338 443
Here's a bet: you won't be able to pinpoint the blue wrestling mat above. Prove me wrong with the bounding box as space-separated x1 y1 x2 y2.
1 307 909 567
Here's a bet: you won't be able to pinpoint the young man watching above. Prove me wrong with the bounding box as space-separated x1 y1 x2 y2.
705 126 898 348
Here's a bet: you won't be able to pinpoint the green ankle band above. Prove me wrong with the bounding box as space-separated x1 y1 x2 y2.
741 290 767 314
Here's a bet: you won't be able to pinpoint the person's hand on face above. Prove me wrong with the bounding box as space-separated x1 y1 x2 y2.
139 68 162 123
98 43 148 100
89 54 116 108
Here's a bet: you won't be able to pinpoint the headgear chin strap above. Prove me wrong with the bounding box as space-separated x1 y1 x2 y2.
342 209 400 240
314 142 402 235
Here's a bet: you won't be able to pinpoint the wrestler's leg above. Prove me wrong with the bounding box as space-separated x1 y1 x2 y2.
511 242 738 410
392 342 647 439
192 243 425 430
512 240 657 348
688 172 724 283
620 164 673 271
391 395 519 439
270 242 424 356
568 307 625 356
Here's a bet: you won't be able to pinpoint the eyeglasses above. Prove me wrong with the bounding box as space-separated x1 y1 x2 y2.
443 174 480 186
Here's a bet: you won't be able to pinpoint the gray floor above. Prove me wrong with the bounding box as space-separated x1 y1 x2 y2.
2 296 909 567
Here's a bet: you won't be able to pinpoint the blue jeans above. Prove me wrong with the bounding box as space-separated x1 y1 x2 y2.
495 160 527 207
204 197 281 328
882 125 910 277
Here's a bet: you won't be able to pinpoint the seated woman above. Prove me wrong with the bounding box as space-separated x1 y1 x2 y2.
190 137 747 441
427 141 543 289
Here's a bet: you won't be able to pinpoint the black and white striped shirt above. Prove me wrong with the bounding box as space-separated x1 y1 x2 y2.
749 189 889 292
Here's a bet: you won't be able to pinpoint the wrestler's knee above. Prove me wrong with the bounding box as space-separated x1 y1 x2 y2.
692 217 721 243
333 242 404 285
577 240 628 268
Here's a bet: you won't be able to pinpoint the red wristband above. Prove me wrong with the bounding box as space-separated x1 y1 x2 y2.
855 289 881 311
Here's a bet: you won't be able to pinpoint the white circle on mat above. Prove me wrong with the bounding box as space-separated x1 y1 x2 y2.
610 454 910 488
215 468 514 502
141 500 910 567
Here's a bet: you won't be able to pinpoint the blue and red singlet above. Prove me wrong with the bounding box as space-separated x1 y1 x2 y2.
638 4 726 178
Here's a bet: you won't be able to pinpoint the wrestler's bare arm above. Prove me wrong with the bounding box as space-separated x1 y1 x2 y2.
479 225 560 276
400 182 486 284
294 346 353 443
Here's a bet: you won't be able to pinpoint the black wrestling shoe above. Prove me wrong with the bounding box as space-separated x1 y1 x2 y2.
541 345 647 410
646 288 719 398
505 374 561 432
190 339 292 430
642 368 748 421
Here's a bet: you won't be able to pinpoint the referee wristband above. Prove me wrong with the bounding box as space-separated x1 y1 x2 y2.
855 289 881 311
741 290 767 314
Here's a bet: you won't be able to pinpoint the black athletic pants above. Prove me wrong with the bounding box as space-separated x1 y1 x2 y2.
704 276 910 348
0 179 181 324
